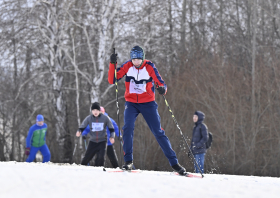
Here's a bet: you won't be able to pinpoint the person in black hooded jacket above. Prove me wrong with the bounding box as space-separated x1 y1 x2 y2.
190 111 208 173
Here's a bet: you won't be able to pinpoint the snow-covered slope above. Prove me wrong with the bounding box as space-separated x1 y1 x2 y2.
0 162 279 198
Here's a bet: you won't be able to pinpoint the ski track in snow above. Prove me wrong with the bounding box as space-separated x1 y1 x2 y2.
0 161 279 198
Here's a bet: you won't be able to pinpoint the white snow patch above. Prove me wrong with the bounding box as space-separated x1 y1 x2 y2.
0 161 279 198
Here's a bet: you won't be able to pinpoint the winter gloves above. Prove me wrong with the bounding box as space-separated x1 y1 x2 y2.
82 136 87 140
25 148 30 155
156 86 166 95
110 53 118 64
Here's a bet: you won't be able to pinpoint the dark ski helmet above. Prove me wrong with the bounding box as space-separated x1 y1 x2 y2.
130 46 145 60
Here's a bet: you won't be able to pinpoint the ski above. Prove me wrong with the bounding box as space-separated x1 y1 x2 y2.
104 168 203 178
172 172 203 178
105 169 142 173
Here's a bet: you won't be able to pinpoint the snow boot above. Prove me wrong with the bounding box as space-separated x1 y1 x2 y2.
172 163 186 175
122 161 133 170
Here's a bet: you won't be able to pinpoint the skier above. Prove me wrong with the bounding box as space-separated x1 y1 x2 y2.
82 106 120 168
108 45 186 175
25 114 51 163
76 102 115 166
190 111 208 173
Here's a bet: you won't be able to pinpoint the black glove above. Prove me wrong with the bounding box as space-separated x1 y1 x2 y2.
82 136 87 140
110 53 118 64
156 86 166 95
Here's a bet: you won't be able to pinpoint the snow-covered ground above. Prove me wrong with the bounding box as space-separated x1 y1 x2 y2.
1 161 279 198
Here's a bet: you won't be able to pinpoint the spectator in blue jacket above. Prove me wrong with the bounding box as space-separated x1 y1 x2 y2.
82 106 120 168
191 111 208 173
25 114 51 163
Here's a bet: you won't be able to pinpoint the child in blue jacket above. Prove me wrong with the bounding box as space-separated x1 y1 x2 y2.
25 115 51 163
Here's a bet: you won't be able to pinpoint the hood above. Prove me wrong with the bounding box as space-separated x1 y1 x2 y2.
194 111 205 123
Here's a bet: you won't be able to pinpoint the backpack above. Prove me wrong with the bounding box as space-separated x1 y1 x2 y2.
206 132 213 149
200 124 213 149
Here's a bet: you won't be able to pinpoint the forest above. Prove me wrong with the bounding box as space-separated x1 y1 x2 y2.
0 0 280 177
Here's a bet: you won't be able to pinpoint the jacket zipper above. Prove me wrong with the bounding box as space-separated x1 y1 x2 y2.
137 68 139 103
96 117 98 142
38 128 42 147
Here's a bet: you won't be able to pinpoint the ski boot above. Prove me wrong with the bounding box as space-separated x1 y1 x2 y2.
122 161 133 171
172 163 186 175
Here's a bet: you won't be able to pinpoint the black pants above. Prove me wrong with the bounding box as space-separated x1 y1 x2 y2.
81 141 106 166
106 145 119 168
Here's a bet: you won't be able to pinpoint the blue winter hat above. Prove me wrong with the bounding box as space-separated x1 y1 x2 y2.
130 46 145 60
36 114 44 122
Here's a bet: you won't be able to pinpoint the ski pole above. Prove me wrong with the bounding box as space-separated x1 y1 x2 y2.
113 48 123 168
84 139 90 166
159 92 204 178
84 139 87 149
72 142 77 164
73 143 77 156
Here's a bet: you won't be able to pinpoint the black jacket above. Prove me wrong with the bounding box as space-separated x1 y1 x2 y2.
191 111 208 154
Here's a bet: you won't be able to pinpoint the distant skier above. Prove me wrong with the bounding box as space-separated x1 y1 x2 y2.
82 106 120 168
25 114 51 163
76 102 115 166
190 111 208 173
108 45 186 175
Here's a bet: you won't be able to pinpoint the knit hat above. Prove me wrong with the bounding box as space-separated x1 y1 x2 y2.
130 46 145 60
100 106 105 114
36 114 44 122
91 102 101 111
130 46 145 68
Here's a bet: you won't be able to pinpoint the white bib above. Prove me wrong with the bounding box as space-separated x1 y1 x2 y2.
91 123 104 132
129 79 147 94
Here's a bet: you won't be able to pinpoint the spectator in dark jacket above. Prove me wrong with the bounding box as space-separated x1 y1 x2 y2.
191 111 208 173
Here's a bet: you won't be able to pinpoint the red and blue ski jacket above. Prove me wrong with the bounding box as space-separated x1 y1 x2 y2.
108 59 167 103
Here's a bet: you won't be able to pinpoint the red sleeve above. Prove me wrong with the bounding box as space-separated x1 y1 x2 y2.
108 62 129 84
146 63 167 95
108 63 116 84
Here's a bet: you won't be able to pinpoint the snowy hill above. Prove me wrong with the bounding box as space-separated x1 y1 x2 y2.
0 162 279 198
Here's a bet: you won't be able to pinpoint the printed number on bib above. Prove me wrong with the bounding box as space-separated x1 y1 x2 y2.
91 123 104 132
129 79 146 94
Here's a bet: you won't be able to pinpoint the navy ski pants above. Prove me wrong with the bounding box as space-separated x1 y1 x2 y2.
26 144 51 163
122 101 178 166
